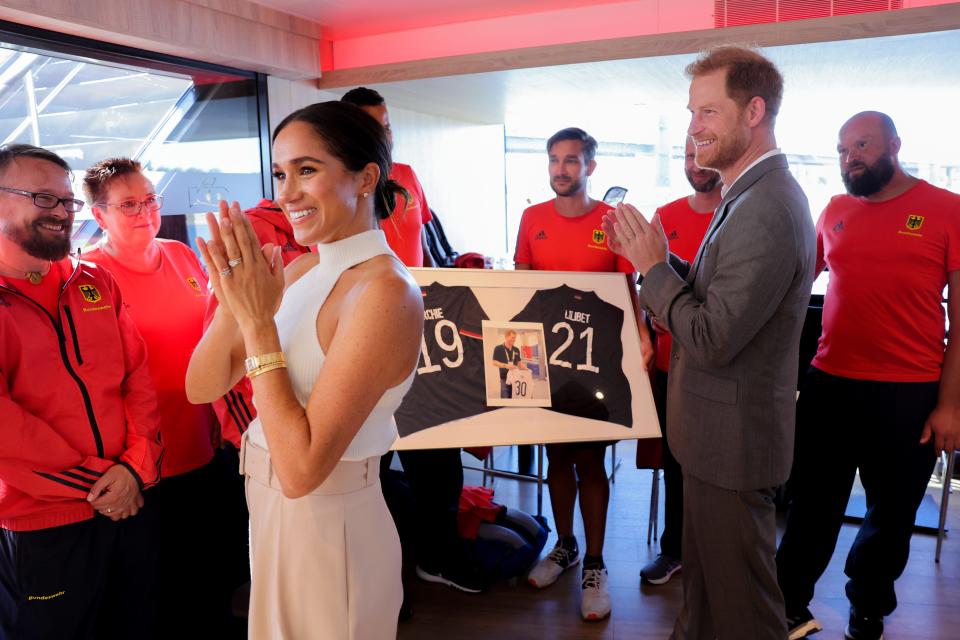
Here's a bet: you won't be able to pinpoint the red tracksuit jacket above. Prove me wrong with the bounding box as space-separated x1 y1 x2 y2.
0 258 163 531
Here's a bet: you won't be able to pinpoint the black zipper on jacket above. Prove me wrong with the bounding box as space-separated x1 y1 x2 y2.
0 269 105 458
62 306 83 365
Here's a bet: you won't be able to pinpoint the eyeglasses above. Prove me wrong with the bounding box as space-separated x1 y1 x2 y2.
97 194 164 217
0 186 85 213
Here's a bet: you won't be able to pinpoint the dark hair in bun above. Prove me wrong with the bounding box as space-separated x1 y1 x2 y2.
273 101 407 220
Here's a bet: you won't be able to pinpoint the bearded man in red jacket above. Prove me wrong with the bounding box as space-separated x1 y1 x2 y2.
0 143 163 639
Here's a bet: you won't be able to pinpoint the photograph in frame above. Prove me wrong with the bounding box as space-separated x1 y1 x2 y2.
482 321 551 407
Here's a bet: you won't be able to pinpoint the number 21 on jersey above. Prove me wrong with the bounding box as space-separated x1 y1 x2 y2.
548 321 599 373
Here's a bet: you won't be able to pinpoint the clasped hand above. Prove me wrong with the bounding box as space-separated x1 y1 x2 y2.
88 464 142 521
600 203 669 277
197 200 285 332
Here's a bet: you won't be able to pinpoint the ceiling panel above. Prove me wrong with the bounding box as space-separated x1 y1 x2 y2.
252 0 629 38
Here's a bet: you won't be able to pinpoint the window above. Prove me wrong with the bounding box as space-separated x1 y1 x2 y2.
0 23 269 255
501 29 960 296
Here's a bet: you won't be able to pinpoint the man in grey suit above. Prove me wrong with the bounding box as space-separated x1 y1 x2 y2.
603 46 816 639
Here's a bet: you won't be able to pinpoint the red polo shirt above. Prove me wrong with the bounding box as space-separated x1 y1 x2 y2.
813 180 960 382
653 196 715 372
384 163 432 267
514 199 633 273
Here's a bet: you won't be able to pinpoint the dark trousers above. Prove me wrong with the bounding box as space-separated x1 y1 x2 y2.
672 474 786 640
213 444 253 624
0 505 160 640
216 443 252 572
149 454 249 639
653 368 684 559
396 448 464 570
776 368 938 618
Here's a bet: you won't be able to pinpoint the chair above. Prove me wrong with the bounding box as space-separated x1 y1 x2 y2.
635 438 664 544
466 445 546 517
647 469 661 545
471 443 624 518
608 443 622 483
936 449 956 563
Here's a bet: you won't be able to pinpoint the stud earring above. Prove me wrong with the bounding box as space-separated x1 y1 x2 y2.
361 192 369 198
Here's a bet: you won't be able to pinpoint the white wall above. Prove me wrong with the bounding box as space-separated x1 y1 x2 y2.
266 78 507 259
266 77 328 136
389 108 506 260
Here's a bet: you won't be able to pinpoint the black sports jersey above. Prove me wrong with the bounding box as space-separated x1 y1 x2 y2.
511 285 632 427
395 282 490 437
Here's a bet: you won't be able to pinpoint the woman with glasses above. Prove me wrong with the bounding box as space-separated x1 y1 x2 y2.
82 158 242 638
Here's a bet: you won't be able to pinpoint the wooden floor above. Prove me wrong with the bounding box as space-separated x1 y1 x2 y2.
397 441 960 640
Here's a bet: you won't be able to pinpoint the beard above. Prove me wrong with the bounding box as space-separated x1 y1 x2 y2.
842 155 895 197
686 166 721 193
696 124 750 173
2 216 73 261
550 176 585 198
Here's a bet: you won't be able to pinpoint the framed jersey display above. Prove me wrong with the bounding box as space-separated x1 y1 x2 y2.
392 268 659 449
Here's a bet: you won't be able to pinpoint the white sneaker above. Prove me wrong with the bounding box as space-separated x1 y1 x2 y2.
580 567 611 621
527 542 580 589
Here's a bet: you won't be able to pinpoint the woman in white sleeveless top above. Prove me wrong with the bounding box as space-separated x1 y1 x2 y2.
186 101 424 639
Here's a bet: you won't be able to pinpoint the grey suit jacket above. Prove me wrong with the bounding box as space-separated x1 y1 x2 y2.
640 153 816 491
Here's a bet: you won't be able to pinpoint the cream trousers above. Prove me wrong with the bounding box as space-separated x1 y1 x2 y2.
241 435 401 639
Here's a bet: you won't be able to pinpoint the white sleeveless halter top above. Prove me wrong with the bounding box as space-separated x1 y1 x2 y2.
247 229 413 460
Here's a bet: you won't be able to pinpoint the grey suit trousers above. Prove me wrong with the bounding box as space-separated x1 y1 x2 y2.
671 473 787 640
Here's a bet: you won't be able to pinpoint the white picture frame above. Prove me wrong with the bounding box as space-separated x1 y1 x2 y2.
392 268 660 449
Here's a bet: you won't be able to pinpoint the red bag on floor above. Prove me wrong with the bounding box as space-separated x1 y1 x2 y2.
458 486 505 539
